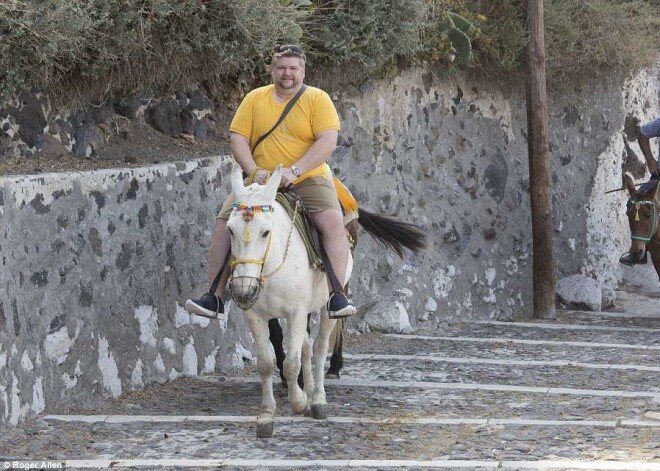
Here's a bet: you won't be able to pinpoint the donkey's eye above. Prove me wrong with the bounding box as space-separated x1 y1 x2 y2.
262 230 270 238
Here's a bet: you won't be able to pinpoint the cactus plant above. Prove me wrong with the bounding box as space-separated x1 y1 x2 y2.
434 11 474 63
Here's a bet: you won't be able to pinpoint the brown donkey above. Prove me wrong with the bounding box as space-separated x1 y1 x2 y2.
624 174 660 278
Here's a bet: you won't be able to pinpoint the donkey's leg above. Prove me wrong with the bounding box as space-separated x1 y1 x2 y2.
312 310 337 420
284 313 308 414
326 318 344 380
649 247 660 281
301 324 315 416
247 313 276 438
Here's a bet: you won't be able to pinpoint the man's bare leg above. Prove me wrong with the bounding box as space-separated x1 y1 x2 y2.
185 218 231 318
310 209 356 318
207 218 231 296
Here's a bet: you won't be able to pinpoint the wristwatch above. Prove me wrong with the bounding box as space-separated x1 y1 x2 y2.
290 165 302 177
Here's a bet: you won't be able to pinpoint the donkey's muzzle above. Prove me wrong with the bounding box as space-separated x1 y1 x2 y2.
229 276 261 310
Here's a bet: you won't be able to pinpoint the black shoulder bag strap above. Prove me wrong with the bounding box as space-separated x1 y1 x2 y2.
251 84 308 153
208 84 308 296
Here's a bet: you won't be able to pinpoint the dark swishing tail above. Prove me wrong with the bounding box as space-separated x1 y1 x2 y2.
357 209 427 258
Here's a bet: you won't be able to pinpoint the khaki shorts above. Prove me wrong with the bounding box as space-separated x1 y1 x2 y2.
216 175 341 220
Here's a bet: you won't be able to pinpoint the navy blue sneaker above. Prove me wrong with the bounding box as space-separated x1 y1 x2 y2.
327 292 356 319
619 250 647 267
185 293 226 320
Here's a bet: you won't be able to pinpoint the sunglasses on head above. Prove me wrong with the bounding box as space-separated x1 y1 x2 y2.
274 45 304 55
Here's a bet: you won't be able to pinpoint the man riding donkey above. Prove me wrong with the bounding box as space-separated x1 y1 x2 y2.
185 44 357 320
620 116 660 266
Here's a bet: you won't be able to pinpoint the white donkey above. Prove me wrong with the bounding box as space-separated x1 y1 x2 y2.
227 164 349 438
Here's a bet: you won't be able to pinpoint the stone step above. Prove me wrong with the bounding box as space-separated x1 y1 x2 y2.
4 416 659 464
559 310 660 327
354 334 660 366
444 323 660 345
10 458 660 469
469 318 660 332
39 376 660 423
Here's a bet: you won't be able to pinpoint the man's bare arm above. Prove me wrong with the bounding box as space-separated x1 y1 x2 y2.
229 133 257 175
281 129 338 187
638 134 660 177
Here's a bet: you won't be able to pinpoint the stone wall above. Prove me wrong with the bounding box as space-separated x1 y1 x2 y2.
333 66 659 325
0 157 254 427
1 64 658 427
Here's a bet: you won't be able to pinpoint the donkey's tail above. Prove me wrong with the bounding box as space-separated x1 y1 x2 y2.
357 209 427 258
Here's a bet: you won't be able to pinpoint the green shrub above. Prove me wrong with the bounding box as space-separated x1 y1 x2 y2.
305 0 428 72
1 0 659 103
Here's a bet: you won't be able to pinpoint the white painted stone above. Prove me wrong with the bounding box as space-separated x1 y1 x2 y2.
21 351 33 371
61 360 83 389
503 256 519 275
485 268 496 286
135 305 158 348
363 299 413 334
31 377 45 414
162 337 177 355
44 327 74 365
174 303 190 328
169 368 181 381
9 373 23 425
182 341 198 376
97 337 122 397
1 390 7 420
154 354 166 373
433 265 456 299
463 293 473 311
482 290 496 304
556 274 602 311
131 359 144 388
425 297 437 312
191 313 210 327
202 348 219 374
232 343 254 369
61 373 77 390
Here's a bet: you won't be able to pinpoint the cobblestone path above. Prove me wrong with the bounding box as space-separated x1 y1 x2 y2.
2 291 660 470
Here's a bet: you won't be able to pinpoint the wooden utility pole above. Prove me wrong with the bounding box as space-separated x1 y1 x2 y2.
523 0 556 319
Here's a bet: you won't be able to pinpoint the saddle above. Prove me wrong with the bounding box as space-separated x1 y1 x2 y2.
276 191 325 270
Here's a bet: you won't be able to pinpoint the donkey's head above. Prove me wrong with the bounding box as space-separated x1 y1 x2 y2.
625 174 660 251
227 164 282 309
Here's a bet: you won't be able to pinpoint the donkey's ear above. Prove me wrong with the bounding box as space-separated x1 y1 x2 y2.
651 179 660 200
623 173 637 198
264 164 282 198
231 164 245 193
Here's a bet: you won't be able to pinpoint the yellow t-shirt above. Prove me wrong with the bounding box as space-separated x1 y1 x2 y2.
230 84 340 181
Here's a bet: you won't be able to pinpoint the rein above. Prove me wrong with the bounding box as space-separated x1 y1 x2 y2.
630 199 658 242
229 199 301 285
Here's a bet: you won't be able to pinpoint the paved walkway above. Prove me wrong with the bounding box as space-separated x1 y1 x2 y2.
2 289 660 470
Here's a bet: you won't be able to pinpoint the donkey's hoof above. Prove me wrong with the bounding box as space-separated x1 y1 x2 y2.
311 403 327 420
256 419 274 438
325 371 340 380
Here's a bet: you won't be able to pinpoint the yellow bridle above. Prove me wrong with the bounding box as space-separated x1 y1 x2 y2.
229 200 300 284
